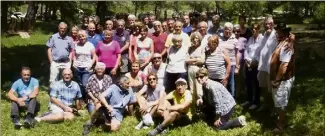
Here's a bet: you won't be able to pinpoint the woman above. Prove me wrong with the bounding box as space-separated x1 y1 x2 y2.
85 62 113 114
135 73 166 130
185 31 205 108
234 24 248 98
96 30 121 78
238 15 252 40
125 61 146 93
205 35 231 86
165 35 189 93
218 22 238 97
242 23 264 110
134 26 154 69
73 30 97 97
129 22 144 62
70 26 79 44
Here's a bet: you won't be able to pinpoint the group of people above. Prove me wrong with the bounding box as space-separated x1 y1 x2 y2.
8 11 295 135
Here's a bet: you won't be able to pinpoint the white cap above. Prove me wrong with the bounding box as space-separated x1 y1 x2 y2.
175 78 187 85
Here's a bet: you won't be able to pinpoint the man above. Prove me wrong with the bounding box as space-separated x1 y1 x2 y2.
182 14 192 35
143 15 149 26
197 21 212 48
80 15 89 30
143 53 167 86
163 21 191 56
113 19 131 74
270 23 295 132
149 21 168 60
35 68 82 123
47 22 74 87
196 68 247 130
82 76 137 135
8 67 40 129
126 14 136 32
199 12 213 29
162 21 168 33
147 14 156 34
148 78 192 136
87 22 103 47
105 20 114 31
207 15 223 37
166 18 175 34
85 62 113 114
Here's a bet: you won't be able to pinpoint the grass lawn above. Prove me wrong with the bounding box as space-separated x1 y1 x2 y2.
1 22 324 136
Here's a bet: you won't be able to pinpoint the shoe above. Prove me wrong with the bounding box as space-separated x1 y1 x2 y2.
135 121 144 130
143 126 149 129
82 121 93 136
249 104 258 110
12 117 22 129
241 101 250 107
147 125 163 136
238 115 247 127
34 117 41 123
143 114 154 126
24 114 34 128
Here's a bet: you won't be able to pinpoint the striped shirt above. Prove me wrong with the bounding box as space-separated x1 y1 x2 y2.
205 47 226 80
202 79 236 116
219 34 238 65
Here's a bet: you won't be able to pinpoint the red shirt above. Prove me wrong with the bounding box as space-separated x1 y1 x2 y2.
149 32 168 54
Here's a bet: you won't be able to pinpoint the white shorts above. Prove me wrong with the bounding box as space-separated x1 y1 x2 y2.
272 77 295 109
49 104 64 113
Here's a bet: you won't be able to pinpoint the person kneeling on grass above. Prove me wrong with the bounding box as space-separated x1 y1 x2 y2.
8 66 40 129
135 73 167 130
196 68 247 130
82 76 137 135
34 68 82 123
147 78 192 136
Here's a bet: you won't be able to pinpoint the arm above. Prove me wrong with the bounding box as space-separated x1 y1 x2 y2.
76 99 81 110
136 85 147 108
148 87 166 107
120 41 130 54
47 48 53 64
144 39 154 65
161 47 168 57
98 88 113 112
90 48 97 68
275 62 289 82
7 89 21 102
223 50 231 79
133 44 139 61
28 82 39 99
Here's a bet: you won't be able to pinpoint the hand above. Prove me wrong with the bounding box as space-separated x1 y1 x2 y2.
196 99 203 106
106 106 113 113
251 60 258 68
140 105 149 114
110 68 117 75
157 108 164 116
222 77 228 86
17 98 26 107
63 106 73 112
214 118 223 127
94 98 100 104
272 80 281 88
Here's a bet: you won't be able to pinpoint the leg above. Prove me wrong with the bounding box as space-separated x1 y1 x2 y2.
26 98 37 116
252 68 261 105
165 73 177 94
63 112 75 121
87 102 95 114
39 113 64 122
227 65 235 97
245 68 253 103
49 61 59 87
11 101 21 118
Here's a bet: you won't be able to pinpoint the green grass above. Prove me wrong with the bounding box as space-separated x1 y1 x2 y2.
1 23 325 136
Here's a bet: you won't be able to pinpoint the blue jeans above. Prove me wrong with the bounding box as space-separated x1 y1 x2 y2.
245 67 260 105
227 65 235 97
74 67 92 99
87 103 95 114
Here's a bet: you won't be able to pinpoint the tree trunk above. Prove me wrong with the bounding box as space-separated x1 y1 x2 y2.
51 5 57 21
1 1 9 31
134 2 139 16
24 1 36 32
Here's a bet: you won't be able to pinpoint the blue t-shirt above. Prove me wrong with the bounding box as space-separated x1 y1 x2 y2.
11 77 39 100
88 33 103 48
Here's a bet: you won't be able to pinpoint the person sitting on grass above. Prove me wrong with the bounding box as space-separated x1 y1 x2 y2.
82 76 137 135
34 68 82 123
86 62 113 114
8 66 40 129
147 78 192 136
135 73 167 130
195 67 247 130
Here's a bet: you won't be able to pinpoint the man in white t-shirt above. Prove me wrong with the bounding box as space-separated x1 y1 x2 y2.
143 53 167 86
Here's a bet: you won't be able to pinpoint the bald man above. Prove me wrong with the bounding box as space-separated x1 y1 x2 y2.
88 22 103 47
35 68 82 123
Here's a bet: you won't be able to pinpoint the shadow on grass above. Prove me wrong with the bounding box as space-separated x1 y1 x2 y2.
1 45 50 92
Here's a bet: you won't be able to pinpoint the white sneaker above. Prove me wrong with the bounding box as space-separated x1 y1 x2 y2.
238 115 247 127
34 117 41 123
241 101 250 107
135 121 144 130
249 104 258 110
143 126 149 129
142 113 154 126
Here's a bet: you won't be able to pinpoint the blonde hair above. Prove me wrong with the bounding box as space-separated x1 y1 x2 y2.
190 31 203 43
103 30 113 36
207 35 219 46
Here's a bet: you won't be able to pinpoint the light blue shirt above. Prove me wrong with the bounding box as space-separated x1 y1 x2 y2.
46 33 74 62
50 80 82 106
101 84 136 121
88 33 103 48
11 77 39 101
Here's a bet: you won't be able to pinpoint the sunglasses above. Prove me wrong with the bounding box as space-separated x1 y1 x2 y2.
153 57 162 60
196 75 205 79
148 78 156 81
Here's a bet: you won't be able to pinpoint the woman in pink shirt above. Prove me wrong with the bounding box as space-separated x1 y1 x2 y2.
96 30 121 77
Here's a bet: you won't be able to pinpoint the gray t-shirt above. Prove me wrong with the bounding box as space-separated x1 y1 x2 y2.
46 33 74 61
141 84 165 102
